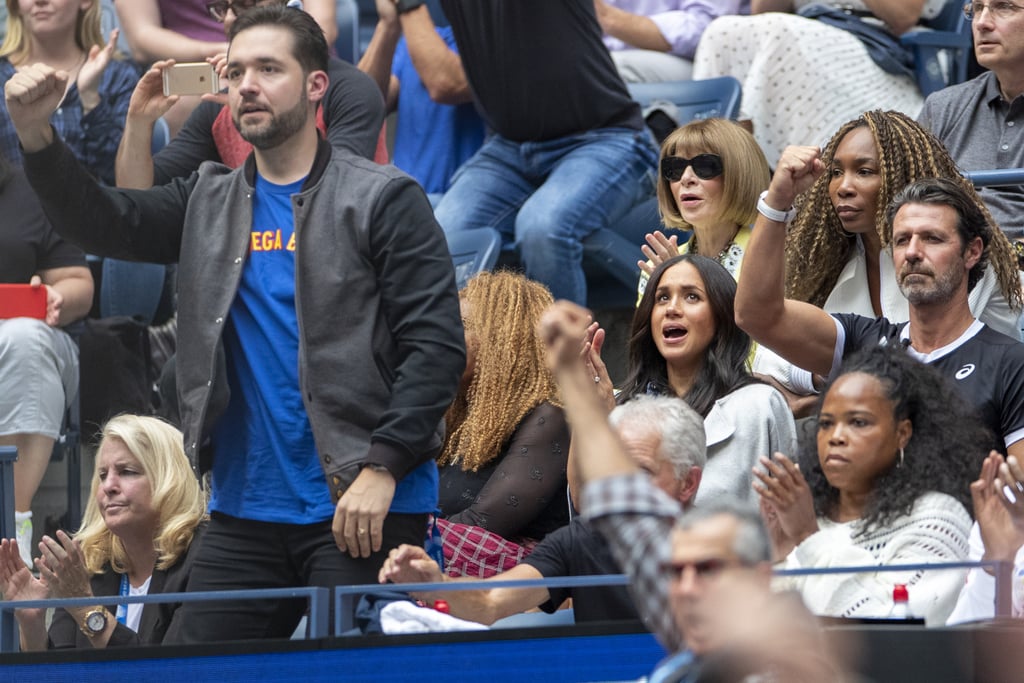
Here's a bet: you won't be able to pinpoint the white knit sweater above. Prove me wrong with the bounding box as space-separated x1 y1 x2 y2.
776 491 972 625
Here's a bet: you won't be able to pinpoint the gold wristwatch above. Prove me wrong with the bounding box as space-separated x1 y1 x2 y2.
79 608 109 637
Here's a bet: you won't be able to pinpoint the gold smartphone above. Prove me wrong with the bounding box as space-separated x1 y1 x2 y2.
162 63 220 97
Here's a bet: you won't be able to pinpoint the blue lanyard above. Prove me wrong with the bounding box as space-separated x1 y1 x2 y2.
115 574 129 625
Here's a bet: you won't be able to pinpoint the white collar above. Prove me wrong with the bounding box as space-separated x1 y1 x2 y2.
900 319 985 363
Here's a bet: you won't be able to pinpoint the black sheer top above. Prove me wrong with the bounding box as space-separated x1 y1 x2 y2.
438 402 570 540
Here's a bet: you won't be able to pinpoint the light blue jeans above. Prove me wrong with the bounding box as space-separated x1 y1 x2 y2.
433 127 658 304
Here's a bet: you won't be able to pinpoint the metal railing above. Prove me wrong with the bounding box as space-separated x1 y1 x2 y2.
334 573 633 634
0 587 328 653
965 168 1024 188
0 560 1015 653
1 446 17 653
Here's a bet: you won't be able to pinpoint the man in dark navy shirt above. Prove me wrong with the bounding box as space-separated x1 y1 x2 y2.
377 395 705 625
736 149 1024 458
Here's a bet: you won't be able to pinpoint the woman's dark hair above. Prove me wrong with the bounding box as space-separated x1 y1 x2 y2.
619 254 755 417
802 345 988 534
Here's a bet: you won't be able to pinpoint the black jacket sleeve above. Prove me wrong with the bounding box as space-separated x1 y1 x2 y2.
362 175 465 478
23 134 195 264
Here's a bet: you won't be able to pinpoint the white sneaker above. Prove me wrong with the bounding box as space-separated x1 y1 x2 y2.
14 511 32 568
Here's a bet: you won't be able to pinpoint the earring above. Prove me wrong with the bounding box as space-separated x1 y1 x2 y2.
897 447 904 469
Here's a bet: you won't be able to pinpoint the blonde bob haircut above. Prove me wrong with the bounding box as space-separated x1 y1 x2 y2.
0 0 105 64
76 415 206 575
655 118 771 232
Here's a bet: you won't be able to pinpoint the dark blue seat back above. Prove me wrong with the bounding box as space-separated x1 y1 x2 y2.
625 76 742 122
447 227 502 290
336 0 360 63
901 0 973 97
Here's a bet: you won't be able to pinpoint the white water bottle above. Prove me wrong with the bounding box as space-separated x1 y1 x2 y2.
888 583 912 619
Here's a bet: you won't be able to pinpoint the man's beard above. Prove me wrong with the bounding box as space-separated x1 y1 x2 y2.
233 89 308 150
898 260 964 306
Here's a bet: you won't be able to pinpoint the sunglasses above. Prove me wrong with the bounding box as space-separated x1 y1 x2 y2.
206 0 265 22
661 154 724 182
659 558 735 581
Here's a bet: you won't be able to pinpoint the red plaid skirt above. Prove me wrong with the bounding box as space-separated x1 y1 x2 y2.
435 518 539 579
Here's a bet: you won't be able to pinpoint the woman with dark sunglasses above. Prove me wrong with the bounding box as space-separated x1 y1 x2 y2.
636 118 771 302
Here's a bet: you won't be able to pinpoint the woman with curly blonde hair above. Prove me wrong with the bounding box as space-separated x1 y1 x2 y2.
0 415 206 650
437 271 569 548
784 110 1022 337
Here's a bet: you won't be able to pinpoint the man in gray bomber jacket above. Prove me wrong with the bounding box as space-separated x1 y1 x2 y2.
6 4 464 643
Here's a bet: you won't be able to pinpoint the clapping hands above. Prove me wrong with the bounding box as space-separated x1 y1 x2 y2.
753 453 819 562
972 450 1024 570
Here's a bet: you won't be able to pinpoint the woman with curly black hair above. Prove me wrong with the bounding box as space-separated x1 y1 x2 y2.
753 345 983 624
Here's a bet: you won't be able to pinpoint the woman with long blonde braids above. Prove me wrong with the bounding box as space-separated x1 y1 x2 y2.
784 109 1023 338
437 271 569 547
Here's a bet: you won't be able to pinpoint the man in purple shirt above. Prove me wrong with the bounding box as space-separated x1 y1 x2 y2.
595 0 748 82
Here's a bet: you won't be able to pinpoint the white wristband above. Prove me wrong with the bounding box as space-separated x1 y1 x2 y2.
757 190 797 224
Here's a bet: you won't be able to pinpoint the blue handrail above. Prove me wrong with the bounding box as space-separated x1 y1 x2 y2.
965 169 1024 188
333 559 1013 634
1 559 1013 652
1 446 17 653
0 586 328 652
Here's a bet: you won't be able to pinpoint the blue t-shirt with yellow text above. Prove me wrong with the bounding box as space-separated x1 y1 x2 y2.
209 173 438 523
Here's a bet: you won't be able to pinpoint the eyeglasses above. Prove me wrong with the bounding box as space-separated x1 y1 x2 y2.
660 154 724 182
659 558 737 581
206 0 265 22
963 1 1024 20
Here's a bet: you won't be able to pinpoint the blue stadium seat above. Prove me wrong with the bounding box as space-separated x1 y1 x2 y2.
98 118 172 324
901 0 973 97
100 0 135 58
447 227 502 290
336 0 360 64
625 76 742 123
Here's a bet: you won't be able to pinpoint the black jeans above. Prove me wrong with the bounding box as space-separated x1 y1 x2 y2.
167 510 427 643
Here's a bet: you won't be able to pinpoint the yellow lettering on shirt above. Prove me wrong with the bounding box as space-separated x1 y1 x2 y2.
250 229 297 253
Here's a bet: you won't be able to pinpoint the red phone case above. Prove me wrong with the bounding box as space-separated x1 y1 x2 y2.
0 284 47 320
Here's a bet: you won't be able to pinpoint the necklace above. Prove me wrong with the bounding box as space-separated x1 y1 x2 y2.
692 225 741 263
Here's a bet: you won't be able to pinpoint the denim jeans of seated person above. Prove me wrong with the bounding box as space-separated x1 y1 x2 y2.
434 127 659 305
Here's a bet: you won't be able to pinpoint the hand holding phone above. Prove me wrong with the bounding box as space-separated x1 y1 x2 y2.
162 62 220 97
